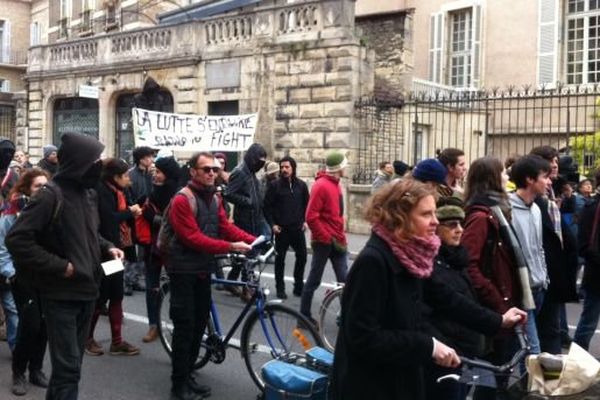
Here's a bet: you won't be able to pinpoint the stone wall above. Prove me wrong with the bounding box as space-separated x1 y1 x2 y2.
356 10 413 97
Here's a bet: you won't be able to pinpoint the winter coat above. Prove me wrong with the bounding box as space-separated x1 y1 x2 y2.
329 234 502 400
461 200 522 313
305 172 346 248
509 193 547 289
36 158 57 177
371 170 392 193
423 245 487 358
534 196 578 302
264 176 309 231
6 133 113 301
578 197 600 295
128 166 152 204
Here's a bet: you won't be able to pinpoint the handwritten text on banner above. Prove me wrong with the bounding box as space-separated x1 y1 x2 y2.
132 108 257 151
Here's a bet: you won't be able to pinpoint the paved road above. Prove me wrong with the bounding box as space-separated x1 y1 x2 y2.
0 248 599 399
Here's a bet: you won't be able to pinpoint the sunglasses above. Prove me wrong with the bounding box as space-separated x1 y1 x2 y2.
439 220 463 229
196 166 220 174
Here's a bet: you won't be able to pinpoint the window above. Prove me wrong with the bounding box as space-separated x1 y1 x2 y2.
566 0 600 84
449 9 473 87
0 80 11 93
412 125 429 166
30 22 41 46
59 0 71 38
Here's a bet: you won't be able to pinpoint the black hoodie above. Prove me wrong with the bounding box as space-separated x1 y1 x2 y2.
263 156 309 230
6 133 114 301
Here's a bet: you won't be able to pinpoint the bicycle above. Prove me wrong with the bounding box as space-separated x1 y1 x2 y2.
437 325 530 400
317 283 344 351
157 237 323 391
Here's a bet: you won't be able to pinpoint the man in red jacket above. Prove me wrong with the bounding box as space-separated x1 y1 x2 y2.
167 152 255 400
300 151 349 326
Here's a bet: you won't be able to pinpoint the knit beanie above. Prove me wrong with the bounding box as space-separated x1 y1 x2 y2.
412 158 448 185
326 151 347 173
155 156 181 182
436 196 465 221
43 144 57 159
393 160 410 176
265 161 279 176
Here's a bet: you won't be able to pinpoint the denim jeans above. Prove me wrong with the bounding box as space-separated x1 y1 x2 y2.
524 288 545 355
12 283 47 376
274 228 307 293
169 273 211 389
300 243 348 318
0 288 18 351
42 298 95 400
574 289 600 350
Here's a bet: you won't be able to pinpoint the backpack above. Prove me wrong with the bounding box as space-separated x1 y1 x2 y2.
157 187 197 255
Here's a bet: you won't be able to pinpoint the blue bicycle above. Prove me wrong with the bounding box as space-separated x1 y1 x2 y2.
157 240 322 390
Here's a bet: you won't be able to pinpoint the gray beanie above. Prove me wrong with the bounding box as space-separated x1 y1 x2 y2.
43 144 57 159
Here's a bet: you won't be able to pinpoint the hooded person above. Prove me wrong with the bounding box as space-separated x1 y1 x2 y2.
223 143 268 301
0 138 17 198
37 144 58 177
5 132 124 400
264 156 310 299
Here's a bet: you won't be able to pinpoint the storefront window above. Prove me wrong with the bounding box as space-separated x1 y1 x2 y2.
53 97 99 145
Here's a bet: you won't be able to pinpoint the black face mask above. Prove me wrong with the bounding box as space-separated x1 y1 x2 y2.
250 159 266 173
81 160 103 189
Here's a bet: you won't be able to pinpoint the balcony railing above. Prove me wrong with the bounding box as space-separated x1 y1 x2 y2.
0 50 27 66
412 78 478 100
28 0 344 74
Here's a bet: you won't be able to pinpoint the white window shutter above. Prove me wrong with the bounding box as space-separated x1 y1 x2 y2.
4 80 10 92
538 0 558 86
2 20 10 63
471 5 482 88
429 12 445 83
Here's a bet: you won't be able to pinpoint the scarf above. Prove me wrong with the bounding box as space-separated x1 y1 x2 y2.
372 224 441 279
106 182 133 248
546 186 563 246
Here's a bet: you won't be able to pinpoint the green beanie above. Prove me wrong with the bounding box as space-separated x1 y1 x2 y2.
326 151 347 173
436 205 465 222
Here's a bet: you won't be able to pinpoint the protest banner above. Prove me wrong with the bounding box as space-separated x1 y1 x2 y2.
132 108 258 151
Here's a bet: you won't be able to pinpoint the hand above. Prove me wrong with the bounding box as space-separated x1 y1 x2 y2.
302 223 308 231
108 248 124 260
230 241 252 253
432 339 461 368
64 262 75 278
129 204 142 217
501 307 527 328
272 225 282 235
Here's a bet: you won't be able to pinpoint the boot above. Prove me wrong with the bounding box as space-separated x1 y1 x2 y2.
240 287 254 303
143 327 159 343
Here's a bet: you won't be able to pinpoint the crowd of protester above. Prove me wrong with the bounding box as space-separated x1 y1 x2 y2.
1 133 600 400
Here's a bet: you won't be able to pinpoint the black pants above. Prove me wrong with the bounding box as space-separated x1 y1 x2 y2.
12 283 47 376
274 228 307 293
42 298 95 400
537 298 562 354
169 273 211 389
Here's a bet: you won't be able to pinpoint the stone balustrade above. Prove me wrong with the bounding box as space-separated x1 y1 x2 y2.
28 0 343 75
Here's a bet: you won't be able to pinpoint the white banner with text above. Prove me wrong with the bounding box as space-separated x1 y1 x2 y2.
132 108 257 151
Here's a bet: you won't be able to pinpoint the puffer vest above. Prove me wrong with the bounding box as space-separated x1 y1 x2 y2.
168 193 220 274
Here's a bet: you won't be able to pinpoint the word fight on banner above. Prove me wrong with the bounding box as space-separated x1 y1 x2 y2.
132 108 258 151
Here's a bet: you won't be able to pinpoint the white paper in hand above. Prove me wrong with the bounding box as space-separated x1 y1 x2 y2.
101 259 124 276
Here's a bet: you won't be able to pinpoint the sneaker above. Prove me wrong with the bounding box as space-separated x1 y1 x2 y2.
85 338 104 356
188 375 211 397
110 340 140 356
29 370 48 388
171 383 204 400
142 327 159 343
12 374 27 396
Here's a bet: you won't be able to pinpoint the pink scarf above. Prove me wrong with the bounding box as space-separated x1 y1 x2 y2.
372 224 441 279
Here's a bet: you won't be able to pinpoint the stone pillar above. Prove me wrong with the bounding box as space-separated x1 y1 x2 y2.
14 92 28 149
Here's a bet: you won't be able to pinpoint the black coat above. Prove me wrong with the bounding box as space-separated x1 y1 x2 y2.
579 197 600 295
224 163 265 235
330 234 502 400
263 176 309 230
6 133 113 301
534 196 578 302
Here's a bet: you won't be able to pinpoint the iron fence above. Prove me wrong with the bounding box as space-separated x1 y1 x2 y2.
353 85 600 184
0 105 15 143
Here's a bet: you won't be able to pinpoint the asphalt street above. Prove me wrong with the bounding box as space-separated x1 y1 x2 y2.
0 249 599 400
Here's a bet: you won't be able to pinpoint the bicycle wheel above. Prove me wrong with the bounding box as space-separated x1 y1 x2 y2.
240 303 323 390
157 283 214 369
318 287 343 351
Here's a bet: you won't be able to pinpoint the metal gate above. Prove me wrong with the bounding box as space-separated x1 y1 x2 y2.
0 105 15 142
53 97 99 145
354 85 600 184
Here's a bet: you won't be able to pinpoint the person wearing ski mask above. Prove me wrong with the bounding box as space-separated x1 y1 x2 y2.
224 143 268 301
6 132 124 400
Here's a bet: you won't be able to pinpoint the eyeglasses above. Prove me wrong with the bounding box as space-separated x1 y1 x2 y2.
196 166 220 174
439 220 463 229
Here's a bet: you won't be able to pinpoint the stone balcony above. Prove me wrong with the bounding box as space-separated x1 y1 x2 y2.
28 0 355 77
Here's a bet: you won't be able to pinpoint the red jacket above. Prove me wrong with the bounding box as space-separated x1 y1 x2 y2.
461 204 521 313
306 173 346 247
169 189 255 254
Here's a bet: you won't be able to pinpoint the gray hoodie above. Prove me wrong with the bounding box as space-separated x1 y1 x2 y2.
509 192 547 289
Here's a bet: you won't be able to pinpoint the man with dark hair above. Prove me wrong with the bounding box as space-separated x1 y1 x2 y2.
6 132 124 400
264 156 309 299
167 151 255 400
371 161 393 193
508 155 551 354
529 146 578 354
129 146 155 204
438 148 467 195
37 145 58 177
